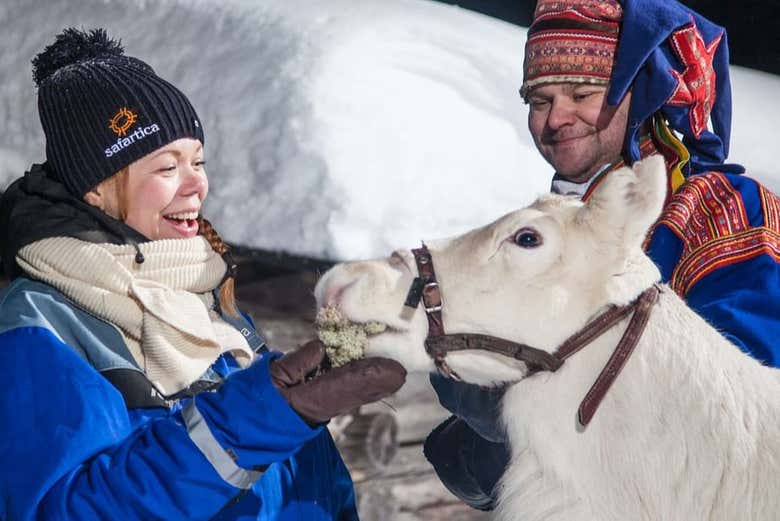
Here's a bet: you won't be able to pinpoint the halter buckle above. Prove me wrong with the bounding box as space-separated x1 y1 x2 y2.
423 281 443 313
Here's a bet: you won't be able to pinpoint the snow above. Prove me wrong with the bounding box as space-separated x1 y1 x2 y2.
2 0 779 261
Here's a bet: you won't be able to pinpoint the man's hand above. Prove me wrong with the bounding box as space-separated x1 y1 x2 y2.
270 340 407 425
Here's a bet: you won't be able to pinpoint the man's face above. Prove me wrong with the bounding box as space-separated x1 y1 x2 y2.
527 84 631 183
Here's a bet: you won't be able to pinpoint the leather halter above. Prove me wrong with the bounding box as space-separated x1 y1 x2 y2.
406 244 660 427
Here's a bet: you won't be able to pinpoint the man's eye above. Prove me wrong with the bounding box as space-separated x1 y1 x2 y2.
574 91 601 102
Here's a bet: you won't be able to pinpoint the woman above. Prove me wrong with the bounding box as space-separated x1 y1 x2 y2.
0 28 405 520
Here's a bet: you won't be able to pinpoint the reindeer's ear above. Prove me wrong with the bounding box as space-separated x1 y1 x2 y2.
580 155 667 249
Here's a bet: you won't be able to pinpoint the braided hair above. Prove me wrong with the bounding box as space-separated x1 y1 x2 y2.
197 216 239 317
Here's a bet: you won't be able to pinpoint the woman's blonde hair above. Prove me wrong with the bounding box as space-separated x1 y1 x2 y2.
109 167 239 316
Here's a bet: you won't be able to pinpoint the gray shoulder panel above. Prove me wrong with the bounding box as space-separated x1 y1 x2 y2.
0 277 138 371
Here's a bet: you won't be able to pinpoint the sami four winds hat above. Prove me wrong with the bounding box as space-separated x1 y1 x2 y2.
522 0 744 176
32 28 205 197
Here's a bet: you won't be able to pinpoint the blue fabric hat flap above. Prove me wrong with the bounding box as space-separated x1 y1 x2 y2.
607 0 743 175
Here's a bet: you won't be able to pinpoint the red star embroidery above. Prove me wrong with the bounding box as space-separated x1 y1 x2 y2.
666 20 723 139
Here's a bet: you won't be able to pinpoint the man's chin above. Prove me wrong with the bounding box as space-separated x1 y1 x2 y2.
551 160 596 183
544 150 593 180
558 170 596 183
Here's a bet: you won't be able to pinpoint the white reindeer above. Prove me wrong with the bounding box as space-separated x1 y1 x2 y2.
314 156 780 521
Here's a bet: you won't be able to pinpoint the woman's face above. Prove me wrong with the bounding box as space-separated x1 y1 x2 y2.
87 138 208 240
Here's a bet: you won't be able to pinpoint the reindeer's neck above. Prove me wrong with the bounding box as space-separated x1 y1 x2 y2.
498 287 780 521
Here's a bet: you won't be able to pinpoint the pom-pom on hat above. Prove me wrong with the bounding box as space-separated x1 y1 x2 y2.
32 28 204 197
522 0 743 177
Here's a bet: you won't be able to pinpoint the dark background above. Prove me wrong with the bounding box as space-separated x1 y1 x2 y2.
435 0 780 76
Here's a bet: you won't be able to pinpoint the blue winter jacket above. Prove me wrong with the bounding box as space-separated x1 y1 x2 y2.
0 277 358 520
424 169 780 510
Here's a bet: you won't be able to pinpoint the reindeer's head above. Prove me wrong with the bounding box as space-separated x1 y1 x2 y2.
314 156 666 386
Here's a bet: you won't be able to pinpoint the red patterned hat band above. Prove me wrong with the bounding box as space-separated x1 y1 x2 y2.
521 0 623 97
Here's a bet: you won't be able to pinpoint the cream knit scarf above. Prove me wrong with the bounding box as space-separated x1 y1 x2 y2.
17 236 254 395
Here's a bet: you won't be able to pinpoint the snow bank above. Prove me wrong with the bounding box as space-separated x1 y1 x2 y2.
1 0 778 260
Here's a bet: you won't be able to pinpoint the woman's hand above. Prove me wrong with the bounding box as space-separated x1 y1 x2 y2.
270 340 406 424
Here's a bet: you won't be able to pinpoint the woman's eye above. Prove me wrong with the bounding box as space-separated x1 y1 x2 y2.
513 228 542 248
193 160 206 167
159 165 177 173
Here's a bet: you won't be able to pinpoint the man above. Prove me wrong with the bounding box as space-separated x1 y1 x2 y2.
424 0 780 511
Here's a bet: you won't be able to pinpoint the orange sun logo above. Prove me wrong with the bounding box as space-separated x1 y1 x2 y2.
108 107 138 136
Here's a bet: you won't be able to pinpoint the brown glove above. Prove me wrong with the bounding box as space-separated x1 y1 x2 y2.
270 340 407 425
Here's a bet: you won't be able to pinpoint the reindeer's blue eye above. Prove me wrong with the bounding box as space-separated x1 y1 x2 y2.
513 228 542 248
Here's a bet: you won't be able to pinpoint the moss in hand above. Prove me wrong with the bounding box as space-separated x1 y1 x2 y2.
315 305 387 367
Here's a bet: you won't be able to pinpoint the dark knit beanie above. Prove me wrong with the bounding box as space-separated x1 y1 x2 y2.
32 28 204 197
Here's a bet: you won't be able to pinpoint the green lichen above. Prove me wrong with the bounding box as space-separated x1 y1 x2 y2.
363 321 387 336
315 305 387 367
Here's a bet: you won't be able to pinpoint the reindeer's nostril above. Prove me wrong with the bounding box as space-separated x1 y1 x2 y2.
389 250 413 273
323 285 342 307
323 279 358 307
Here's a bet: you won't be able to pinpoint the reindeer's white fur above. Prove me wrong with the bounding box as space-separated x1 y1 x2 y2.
315 156 780 520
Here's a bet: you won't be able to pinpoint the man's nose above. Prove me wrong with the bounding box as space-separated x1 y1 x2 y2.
546 97 577 130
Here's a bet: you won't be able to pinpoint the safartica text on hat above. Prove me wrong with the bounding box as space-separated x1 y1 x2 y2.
104 124 161 158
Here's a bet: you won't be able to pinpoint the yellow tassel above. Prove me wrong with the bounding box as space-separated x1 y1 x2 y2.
653 116 689 194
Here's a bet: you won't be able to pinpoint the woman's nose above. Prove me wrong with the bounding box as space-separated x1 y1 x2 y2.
181 166 208 199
